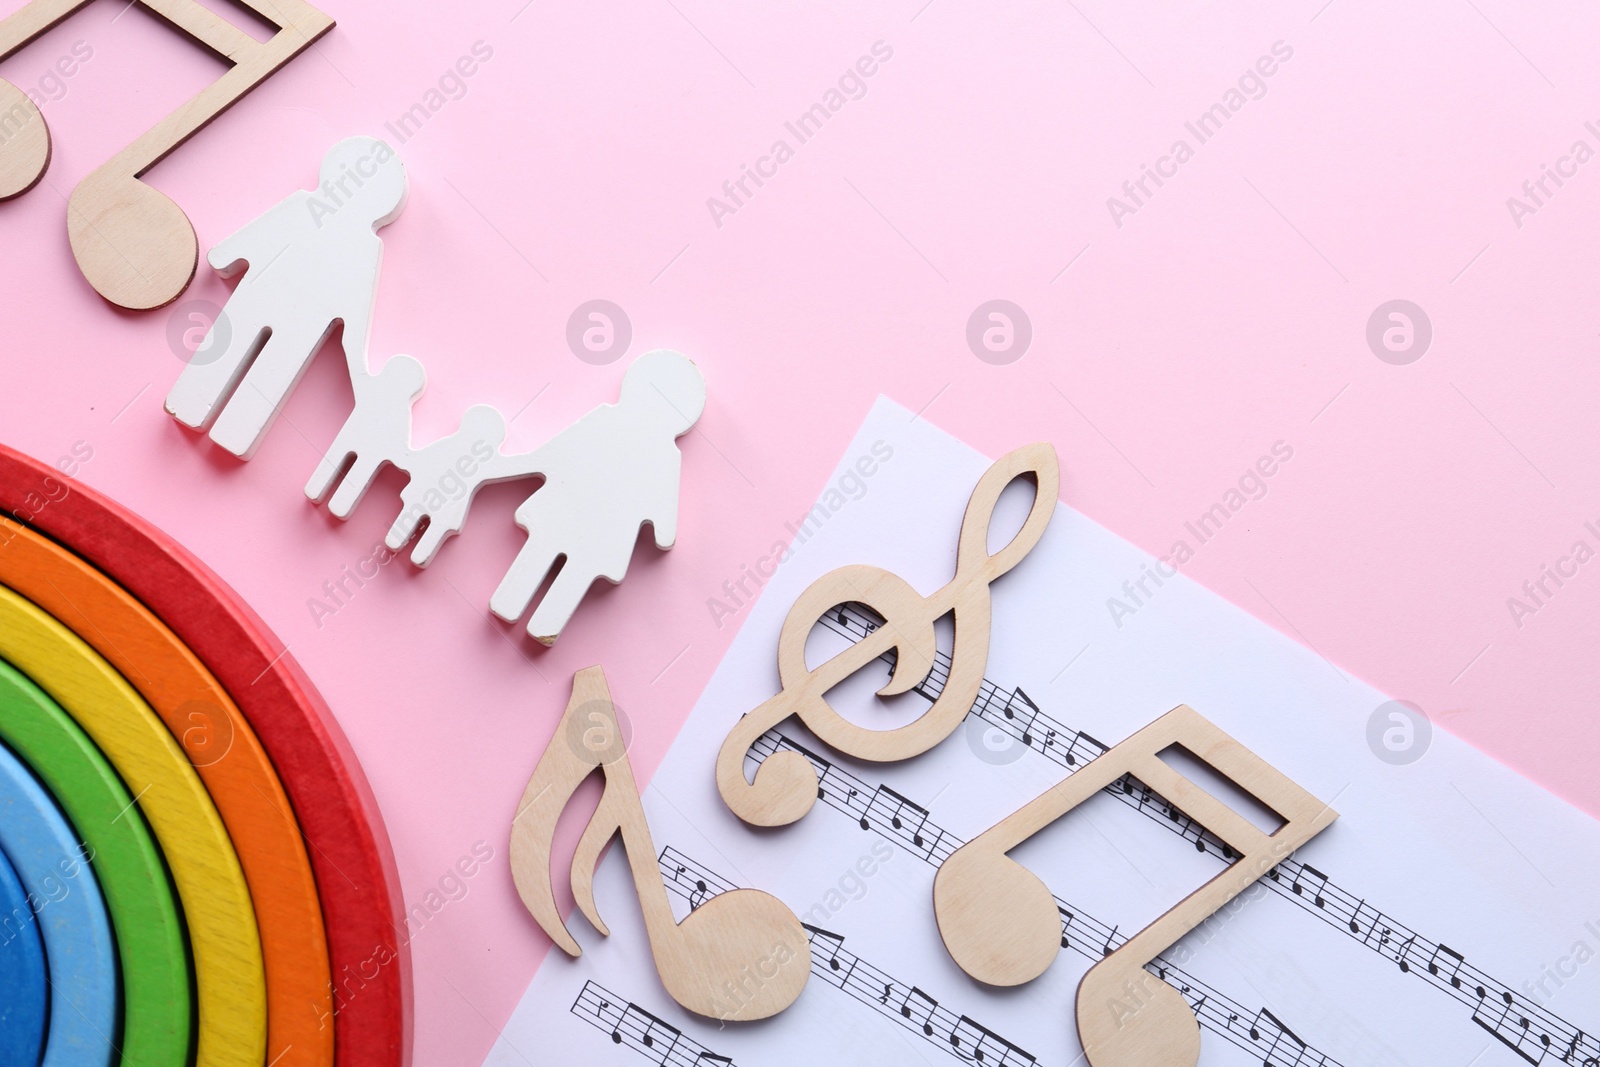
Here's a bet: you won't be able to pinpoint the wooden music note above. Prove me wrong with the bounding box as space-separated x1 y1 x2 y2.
0 0 334 309
716 443 1059 826
510 667 811 1021
931 705 1337 1067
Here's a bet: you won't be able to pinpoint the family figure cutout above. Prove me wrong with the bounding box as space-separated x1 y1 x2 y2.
162 137 706 646
517 446 1338 1067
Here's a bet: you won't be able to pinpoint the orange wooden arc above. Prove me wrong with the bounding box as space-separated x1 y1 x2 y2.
0 516 333 1067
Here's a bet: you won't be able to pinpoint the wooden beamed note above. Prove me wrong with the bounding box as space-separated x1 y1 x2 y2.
933 705 1338 1067
0 0 333 309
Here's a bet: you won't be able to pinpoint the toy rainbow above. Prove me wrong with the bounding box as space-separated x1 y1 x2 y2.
0 443 409 1067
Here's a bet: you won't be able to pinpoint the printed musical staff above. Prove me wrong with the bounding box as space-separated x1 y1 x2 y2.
817 602 1600 1066
1250 1009 1317 1067
570 981 738 1067
659 847 1035 1066
1291 865 1330 909
743 733 1346 1067
952 1014 1040 1067
1057 905 1077 950
1427 944 1468 991
1471 989 1544 1065
898 986 941 1036
864 786 943 860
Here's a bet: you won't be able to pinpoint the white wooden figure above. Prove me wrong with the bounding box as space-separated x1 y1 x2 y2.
304 354 426 517
383 404 512 566
307 372 539 566
165 136 407 459
491 350 706 645
159 138 711 642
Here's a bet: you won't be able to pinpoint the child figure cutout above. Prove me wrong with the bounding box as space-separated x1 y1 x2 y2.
384 404 511 567
307 368 522 567
305 354 426 518
165 136 406 459
491 350 706 645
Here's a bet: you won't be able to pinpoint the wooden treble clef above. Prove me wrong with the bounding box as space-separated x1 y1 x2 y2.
716 442 1059 827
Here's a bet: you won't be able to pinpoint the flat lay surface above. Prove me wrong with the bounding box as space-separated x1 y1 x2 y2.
1 2 1597 1063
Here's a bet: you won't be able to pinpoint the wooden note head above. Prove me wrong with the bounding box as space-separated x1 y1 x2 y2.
1077 956 1200 1067
67 172 197 310
513 667 811 1022
932 843 1060 987
656 887 811 1022
0 79 49 200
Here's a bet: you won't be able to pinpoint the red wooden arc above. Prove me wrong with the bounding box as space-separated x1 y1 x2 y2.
0 445 410 1067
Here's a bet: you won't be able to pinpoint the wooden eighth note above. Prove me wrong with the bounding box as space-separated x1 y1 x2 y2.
932 705 1337 1067
716 443 1059 827
0 0 334 309
510 667 811 1021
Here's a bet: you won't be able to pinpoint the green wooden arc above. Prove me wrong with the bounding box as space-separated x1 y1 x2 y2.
0 657 191 1067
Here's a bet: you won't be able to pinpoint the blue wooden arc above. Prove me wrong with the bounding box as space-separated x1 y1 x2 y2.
0 827 47 1067
0 737 118 1066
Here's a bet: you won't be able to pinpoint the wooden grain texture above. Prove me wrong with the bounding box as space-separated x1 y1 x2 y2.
0 77 49 199
0 585 267 1066
512 666 811 1021
933 705 1339 1067
0 515 332 1067
0 832 47 1067
0 0 333 309
0 444 410 1067
0 737 116 1067
0 657 191 1067
717 443 1059 827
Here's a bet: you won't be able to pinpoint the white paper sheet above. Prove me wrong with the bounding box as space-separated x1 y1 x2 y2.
483 397 1600 1067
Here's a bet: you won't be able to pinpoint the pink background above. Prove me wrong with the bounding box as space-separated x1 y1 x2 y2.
3 1 1598 1063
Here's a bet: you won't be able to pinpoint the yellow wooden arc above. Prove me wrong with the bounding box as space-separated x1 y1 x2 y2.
0 586 266 1066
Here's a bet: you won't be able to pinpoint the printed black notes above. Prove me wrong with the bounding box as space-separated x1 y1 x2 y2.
716 444 1059 827
932 705 1337 1067
510 667 810 1021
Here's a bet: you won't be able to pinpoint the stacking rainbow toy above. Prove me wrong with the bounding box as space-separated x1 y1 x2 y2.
0 444 409 1067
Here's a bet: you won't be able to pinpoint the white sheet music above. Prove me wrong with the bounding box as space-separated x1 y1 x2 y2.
484 397 1600 1067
